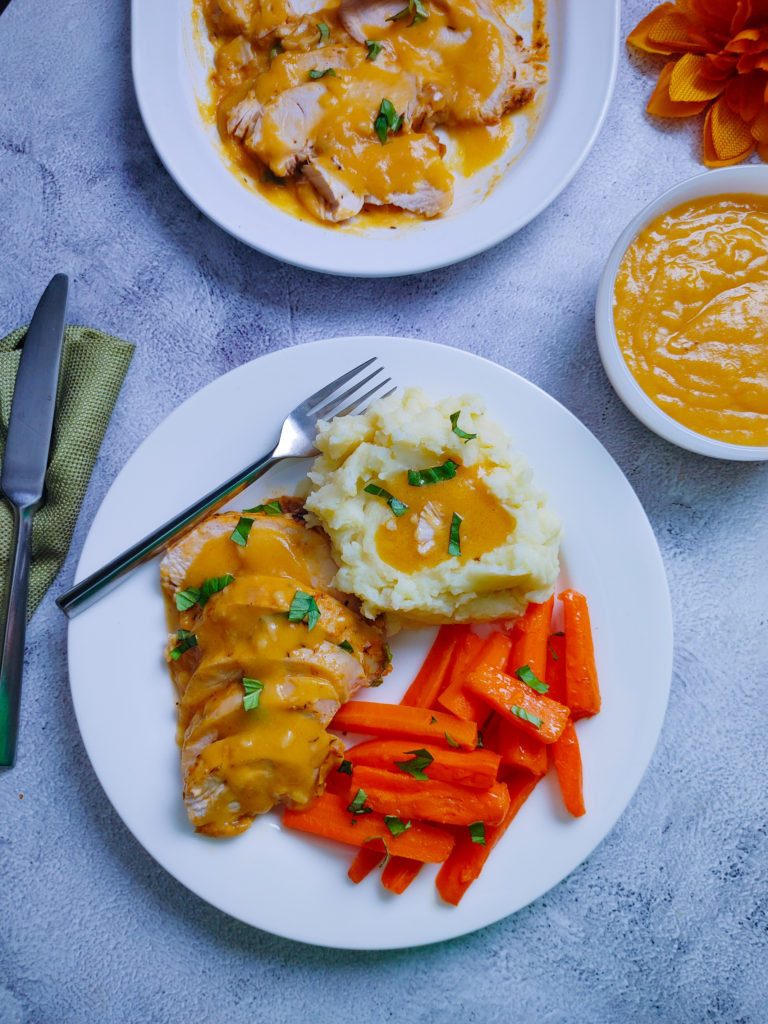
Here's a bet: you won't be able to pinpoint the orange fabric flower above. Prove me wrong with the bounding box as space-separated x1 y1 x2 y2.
628 0 768 165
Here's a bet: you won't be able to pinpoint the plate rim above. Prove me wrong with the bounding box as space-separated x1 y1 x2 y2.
130 0 620 277
66 336 673 949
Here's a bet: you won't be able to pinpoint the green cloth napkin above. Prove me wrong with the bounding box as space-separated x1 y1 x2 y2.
0 325 134 619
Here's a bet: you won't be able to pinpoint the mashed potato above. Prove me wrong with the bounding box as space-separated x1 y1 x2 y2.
304 388 561 626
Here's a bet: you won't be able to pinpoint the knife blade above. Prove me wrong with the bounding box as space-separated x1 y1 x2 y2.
0 274 69 767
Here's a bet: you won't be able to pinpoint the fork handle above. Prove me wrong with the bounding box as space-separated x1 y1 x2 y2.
0 502 35 767
57 448 283 619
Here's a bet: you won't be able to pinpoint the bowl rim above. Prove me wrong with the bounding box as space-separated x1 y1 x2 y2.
595 165 768 462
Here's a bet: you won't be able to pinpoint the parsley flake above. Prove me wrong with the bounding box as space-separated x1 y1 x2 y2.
347 788 372 816
170 629 197 660
510 705 543 729
407 460 458 486
448 512 462 557
374 98 404 144
515 664 549 694
317 21 330 42
287 590 321 631
230 516 254 546
450 410 477 442
337 759 353 776
366 39 383 60
269 41 283 63
175 573 234 611
387 0 429 25
394 748 433 780
309 67 337 80
364 482 408 516
469 821 486 845
548 631 565 660
243 499 283 515
384 815 412 837
339 640 354 653
444 731 460 748
242 677 264 711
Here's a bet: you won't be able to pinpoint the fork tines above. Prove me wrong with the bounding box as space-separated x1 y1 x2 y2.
312 357 393 421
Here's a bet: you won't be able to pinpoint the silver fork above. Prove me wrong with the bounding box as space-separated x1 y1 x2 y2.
56 357 393 618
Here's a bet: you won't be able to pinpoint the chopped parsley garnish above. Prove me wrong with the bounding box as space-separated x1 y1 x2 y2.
369 676 384 687
387 0 429 26
477 730 484 749
364 482 408 516
230 516 254 546
450 410 477 442
170 629 197 660
243 499 283 515
407 460 458 486
515 664 548 694
444 731 460 748
287 590 321 631
374 98 404 145
430 715 438 724
384 815 412 837
366 39 383 60
394 748 433 780
548 631 565 660
269 41 283 63
175 573 235 611
469 821 486 846
448 512 462 557
510 705 542 729
339 639 354 653
242 677 264 711
309 67 337 79
337 759 353 776
317 21 330 42
383 643 392 666
347 788 372 816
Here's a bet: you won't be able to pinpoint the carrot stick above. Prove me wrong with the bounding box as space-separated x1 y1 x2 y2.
436 632 487 721
465 666 570 744
507 597 554 681
345 739 501 789
347 846 385 883
546 630 586 816
381 856 423 894
282 792 454 862
400 624 468 708
331 701 478 750
485 715 548 775
350 766 511 827
435 770 540 905
549 721 585 817
559 589 601 720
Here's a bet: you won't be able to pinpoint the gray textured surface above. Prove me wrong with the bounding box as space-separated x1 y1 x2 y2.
1 1 767 1022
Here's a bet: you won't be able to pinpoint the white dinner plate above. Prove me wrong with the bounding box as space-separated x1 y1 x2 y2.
67 337 672 949
131 0 619 276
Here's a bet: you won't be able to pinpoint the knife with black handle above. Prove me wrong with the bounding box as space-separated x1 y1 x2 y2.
0 274 69 767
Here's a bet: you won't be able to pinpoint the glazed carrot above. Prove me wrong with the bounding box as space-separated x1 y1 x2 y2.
331 701 478 750
549 721 585 817
436 632 487 721
435 770 540 905
345 739 501 789
559 589 601 720
508 596 554 681
347 846 385 883
465 666 570 744
350 766 511 826
485 715 548 776
381 856 423 894
400 624 468 708
546 630 585 816
282 792 454 862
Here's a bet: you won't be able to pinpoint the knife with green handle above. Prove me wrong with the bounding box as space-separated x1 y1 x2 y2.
0 274 69 767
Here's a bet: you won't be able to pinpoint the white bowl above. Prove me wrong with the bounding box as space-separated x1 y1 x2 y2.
131 0 619 277
595 166 768 461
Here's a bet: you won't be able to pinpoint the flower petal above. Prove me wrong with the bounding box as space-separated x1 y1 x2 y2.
628 3 704 54
647 61 711 116
703 93 757 163
669 52 729 99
